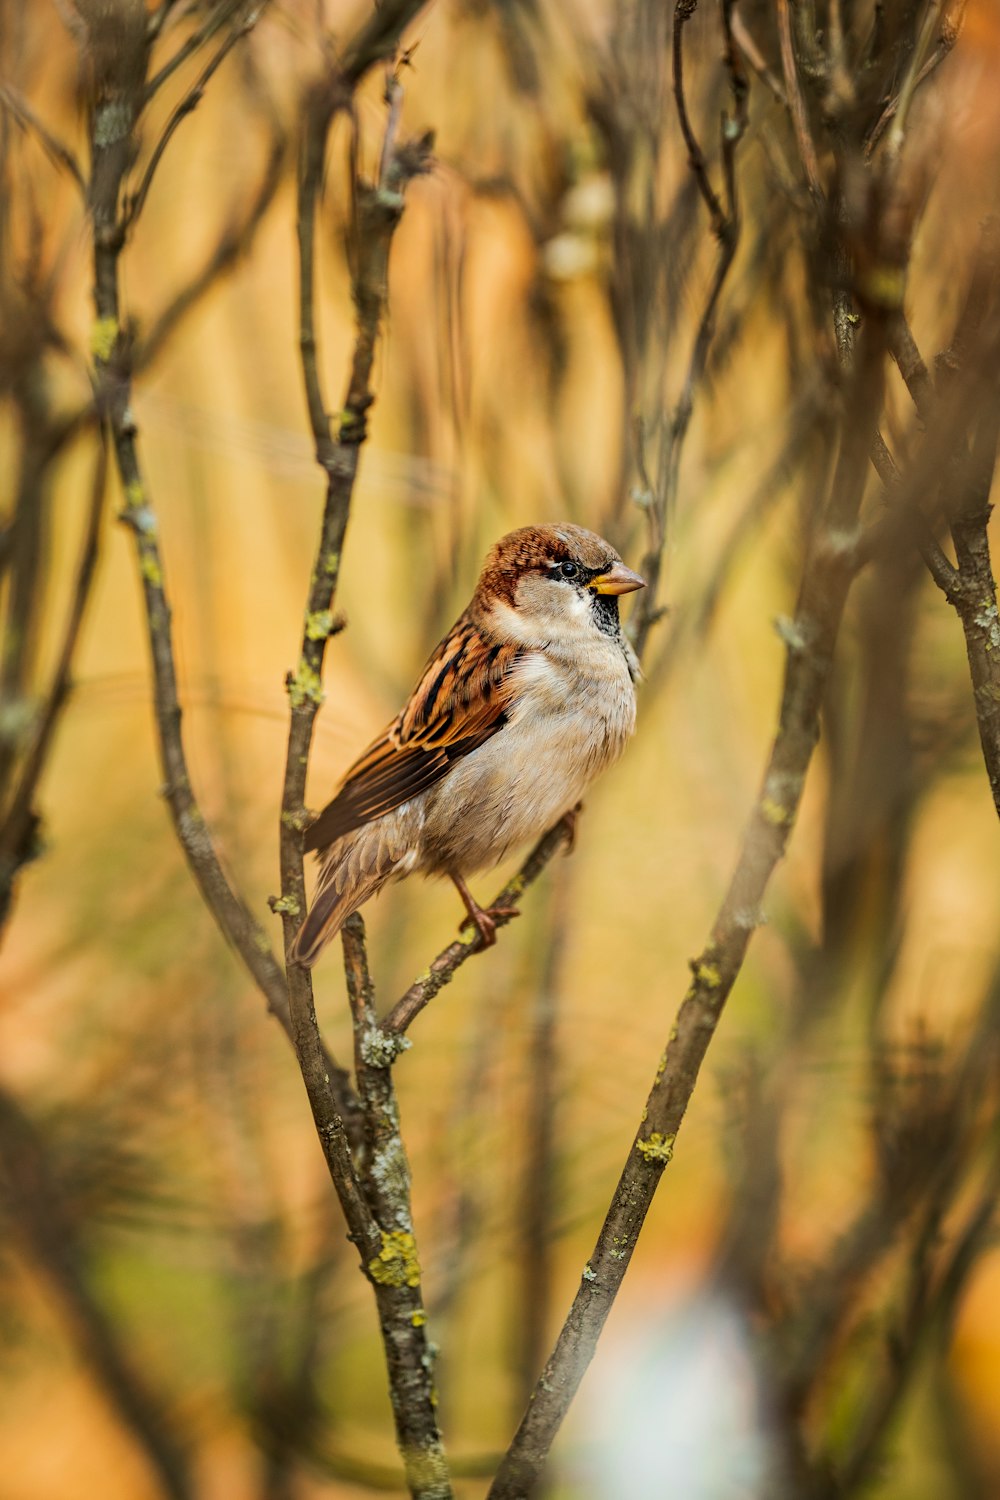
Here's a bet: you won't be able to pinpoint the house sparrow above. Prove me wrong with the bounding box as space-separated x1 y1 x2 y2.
290 524 644 966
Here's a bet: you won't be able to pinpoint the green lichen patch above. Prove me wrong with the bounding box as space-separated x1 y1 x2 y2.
368 1229 421 1288
269 894 301 918
140 553 163 588
90 316 119 362
636 1131 675 1165
761 796 790 827
287 661 325 709
305 609 335 641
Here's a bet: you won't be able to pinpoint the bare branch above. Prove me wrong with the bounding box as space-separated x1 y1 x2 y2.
0 82 86 195
487 310 889 1499
776 0 823 201
275 65 445 1496
631 0 748 660
125 10 263 230
0 437 106 905
144 0 249 101
382 819 573 1036
342 916 449 1495
135 128 285 369
731 11 787 107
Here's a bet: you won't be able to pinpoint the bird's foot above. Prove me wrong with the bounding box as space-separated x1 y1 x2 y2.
450 871 520 947
459 902 520 947
561 801 584 854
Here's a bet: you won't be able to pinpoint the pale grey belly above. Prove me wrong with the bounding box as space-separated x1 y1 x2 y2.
416 695 633 877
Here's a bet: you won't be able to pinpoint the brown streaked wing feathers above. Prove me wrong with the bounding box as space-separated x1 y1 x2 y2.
303 615 522 853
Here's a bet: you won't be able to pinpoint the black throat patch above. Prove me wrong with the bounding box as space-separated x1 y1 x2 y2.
589 591 622 639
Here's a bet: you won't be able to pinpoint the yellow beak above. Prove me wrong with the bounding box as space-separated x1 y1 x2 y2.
589 562 646 596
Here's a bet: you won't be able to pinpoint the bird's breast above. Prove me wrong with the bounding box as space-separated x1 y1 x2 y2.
418 640 636 876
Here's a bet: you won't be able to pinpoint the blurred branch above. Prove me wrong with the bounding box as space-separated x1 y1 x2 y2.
145 0 250 100
731 12 787 107
0 82 86 195
0 436 106 923
651 378 826 687
865 0 968 157
0 1084 194 1500
887 256 1000 819
125 8 264 231
629 0 748 660
340 0 431 88
776 0 823 201
136 127 286 369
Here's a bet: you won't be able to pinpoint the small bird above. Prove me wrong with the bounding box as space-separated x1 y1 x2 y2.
290 523 644 966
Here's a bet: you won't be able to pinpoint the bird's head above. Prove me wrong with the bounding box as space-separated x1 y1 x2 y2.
474 523 645 648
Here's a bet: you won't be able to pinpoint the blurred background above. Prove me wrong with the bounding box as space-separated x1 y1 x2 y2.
2 0 1000 1495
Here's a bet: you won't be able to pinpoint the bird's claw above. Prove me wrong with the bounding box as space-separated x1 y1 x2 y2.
459 903 521 947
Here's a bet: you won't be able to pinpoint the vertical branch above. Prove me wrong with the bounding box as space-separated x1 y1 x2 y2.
276 67 444 1499
514 867 572 1408
776 0 823 200
886 260 1000 818
82 0 302 1029
0 436 106 923
342 916 450 1496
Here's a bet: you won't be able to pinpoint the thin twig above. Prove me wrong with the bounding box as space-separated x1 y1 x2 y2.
887 271 1000 818
381 821 572 1036
883 0 945 162
731 11 788 107
144 0 249 101
0 82 86 195
0 437 106 889
125 11 262 230
136 128 285 369
631 0 748 660
81 0 360 1138
776 0 823 201
671 0 726 234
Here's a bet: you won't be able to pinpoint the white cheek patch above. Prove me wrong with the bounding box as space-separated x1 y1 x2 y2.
490 577 601 648
487 598 540 646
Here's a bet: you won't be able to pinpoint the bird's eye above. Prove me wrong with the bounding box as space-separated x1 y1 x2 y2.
559 560 580 580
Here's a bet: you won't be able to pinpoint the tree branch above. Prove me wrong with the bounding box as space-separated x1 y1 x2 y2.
487 312 888 1499
341 916 449 1495
274 63 444 1497
381 820 572 1036
0 436 106 919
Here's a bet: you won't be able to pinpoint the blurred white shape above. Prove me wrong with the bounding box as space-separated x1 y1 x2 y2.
542 232 601 282
562 175 615 232
579 1293 776 1499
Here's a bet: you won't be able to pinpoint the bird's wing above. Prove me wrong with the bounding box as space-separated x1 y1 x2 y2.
303 614 523 852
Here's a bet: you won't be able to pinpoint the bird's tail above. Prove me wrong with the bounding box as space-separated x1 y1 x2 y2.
289 835 397 967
